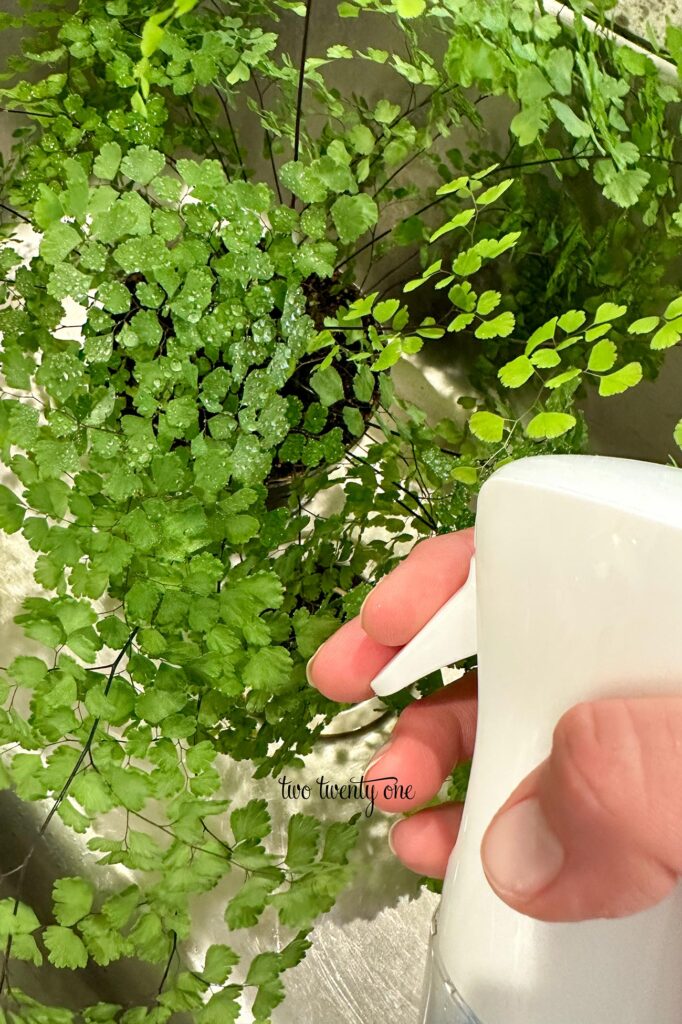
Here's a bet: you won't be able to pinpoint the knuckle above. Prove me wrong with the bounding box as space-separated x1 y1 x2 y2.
396 700 423 732
395 698 443 747
553 700 637 825
554 700 600 758
408 536 434 561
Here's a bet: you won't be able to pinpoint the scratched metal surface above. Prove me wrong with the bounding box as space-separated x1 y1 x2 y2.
2 254 682 1023
0 370 447 1023
1 3 681 1019
0 217 462 1020
4 212 682 1024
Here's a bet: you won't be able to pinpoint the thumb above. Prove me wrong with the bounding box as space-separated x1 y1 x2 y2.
480 697 682 922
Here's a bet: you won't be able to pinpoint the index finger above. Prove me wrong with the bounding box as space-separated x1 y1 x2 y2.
360 528 475 647
306 528 474 703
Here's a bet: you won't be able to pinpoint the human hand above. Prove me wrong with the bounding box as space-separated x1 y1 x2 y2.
306 529 682 923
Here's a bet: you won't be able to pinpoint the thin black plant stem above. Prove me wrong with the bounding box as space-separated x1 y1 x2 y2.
214 86 247 181
335 192 448 271
319 708 396 742
373 109 460 203
347 450 438 531
372 251 421 298
0 106 59 118
335 150 602 272
190 106 232 184
157 932 178 994
0 202 29 224
254 76 283 203
291 0 313 206
293 0 313 161
362 84 457 185
359 226 379 291
0 630 137 995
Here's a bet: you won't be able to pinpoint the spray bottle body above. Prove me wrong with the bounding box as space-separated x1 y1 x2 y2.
415 456 682 1024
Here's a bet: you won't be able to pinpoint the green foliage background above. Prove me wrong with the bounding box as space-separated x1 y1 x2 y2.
0 0 680 1020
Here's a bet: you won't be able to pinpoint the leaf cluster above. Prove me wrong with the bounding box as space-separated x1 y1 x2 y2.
0 0 682 1018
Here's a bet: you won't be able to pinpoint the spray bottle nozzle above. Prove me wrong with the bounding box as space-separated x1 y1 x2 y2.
369 557 478 698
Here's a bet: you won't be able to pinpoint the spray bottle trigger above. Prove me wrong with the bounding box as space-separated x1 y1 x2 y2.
369 557 478 698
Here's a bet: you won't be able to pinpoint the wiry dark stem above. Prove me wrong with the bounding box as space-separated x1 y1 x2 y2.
157 931 178 994
254 76 283 203
335 150 602 272
347 451 438 531
0 106 59 118
0 201 30 224
214 87 247 181
290 0 313 205
319 708 396 742
188 106 232 184
0 630 137 996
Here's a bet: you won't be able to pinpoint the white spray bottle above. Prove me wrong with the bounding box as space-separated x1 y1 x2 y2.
369 454 682 1024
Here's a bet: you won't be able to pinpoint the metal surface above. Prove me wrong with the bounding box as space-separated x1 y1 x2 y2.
0 250 449 1016
0 508 440 1022
1 3 680 1017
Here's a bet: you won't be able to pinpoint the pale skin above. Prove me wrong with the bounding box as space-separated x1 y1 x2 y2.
306 528 682 923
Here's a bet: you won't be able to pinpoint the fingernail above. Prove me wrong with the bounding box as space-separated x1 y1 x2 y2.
482 798 564 900
359 590 372 624
306 648 321 687
388 819 401 857
364 739 393 777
